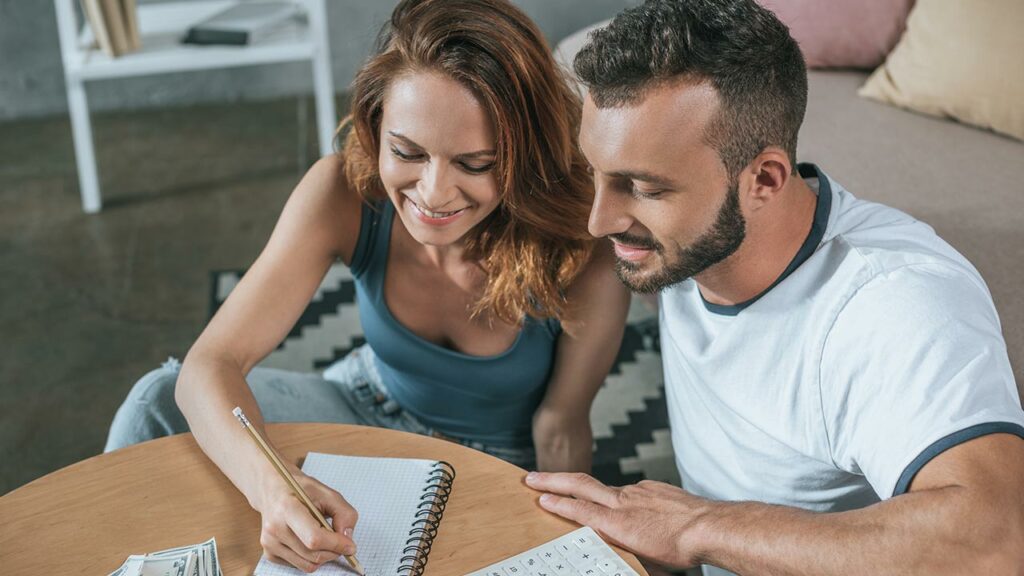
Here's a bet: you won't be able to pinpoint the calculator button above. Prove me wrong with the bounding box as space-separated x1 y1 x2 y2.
538 547 562 564
566 550 597 568
546 558 572 576
502 563 525 576
571 534 595 549
521 556 545 571
598 561 630 573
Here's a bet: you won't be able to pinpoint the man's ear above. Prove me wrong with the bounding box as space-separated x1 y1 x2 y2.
741 148 793 211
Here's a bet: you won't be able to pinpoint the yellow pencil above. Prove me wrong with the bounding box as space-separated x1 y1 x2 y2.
232 407 365 575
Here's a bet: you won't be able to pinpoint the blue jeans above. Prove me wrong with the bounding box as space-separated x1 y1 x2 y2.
105 345 536 468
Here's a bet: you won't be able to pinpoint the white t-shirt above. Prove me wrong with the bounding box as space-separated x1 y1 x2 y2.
659 164 1024 576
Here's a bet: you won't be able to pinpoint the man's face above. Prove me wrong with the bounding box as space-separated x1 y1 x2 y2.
580 80 746 293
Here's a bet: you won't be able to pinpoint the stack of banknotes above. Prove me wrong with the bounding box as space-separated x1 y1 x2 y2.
108 538 223 576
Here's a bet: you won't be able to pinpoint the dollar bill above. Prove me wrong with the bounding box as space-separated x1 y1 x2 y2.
112 552 192 576
109 538 221 576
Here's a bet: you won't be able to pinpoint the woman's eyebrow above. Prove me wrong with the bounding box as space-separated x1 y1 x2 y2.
455 149 497 160
387 130 423 149
387 130 494 159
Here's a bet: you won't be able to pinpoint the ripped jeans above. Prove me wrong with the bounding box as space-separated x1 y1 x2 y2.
104 345 536 468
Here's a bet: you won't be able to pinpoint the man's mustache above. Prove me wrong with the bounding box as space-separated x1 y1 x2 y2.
609 232 662 252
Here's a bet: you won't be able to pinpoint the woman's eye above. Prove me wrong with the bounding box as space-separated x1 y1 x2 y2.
390 146 423 161
460 162 495 175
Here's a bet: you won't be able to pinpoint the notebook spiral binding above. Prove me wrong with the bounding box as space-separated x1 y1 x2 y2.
398 461 456 575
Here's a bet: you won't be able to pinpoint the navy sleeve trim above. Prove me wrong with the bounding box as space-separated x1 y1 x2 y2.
892 421 1024 496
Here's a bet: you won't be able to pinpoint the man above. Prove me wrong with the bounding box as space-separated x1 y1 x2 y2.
525 1 1024 574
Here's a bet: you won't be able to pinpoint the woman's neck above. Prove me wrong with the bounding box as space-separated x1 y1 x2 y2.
392 213 481 275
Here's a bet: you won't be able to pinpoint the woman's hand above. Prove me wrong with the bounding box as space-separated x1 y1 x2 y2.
255 468 360 573
533 406 594 472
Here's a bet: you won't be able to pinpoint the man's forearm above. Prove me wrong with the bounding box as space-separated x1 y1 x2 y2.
694 486 1019 575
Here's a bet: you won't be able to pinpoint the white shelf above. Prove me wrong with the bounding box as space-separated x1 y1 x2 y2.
54 0 336 213
67 1 316 80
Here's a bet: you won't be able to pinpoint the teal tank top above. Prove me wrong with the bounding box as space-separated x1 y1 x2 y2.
349 201 562 447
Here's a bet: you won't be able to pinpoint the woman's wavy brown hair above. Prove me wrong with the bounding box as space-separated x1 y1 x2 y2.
341 0 595 325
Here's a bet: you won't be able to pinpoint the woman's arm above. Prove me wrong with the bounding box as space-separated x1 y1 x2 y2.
175 155 364 572
533 241 630 472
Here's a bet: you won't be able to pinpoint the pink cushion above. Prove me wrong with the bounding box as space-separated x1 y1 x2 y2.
758 0 915 69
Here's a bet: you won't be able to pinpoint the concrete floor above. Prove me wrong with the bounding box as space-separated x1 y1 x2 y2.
0 96 331 494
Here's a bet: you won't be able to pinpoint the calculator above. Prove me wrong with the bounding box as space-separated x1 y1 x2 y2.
463 526 642 576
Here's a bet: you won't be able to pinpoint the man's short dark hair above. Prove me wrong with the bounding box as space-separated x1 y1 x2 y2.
574 0 808 179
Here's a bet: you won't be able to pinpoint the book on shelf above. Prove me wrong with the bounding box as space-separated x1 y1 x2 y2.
99 0 129 55
80 0 141 57
121 0 141 51
80 0 113 56
183 1 302 46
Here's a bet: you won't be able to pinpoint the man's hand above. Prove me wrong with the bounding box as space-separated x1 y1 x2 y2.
529 435 1024 576
525 471 714 569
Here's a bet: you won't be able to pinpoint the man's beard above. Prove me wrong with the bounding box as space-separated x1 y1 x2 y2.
611 182 746 293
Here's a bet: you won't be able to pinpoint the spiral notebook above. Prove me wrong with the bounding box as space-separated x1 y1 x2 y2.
254 452 455 576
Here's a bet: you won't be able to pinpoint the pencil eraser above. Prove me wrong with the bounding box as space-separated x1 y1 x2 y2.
232 406 251 427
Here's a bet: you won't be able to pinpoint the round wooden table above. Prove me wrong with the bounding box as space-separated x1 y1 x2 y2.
0 423 647 575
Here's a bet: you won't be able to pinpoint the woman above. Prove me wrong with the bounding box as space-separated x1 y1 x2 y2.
106 0 629 571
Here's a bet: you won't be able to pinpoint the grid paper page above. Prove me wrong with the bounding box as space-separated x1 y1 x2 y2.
254 452 441 576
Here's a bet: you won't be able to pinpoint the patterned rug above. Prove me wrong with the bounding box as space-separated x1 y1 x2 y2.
210 265 679 487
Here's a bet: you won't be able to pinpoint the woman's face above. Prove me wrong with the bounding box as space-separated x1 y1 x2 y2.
378 72 501 248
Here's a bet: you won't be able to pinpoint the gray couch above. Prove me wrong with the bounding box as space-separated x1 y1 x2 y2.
556 29 1024 398
800 70 1023 397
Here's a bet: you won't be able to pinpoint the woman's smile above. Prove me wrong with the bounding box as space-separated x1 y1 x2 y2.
405 196 471 226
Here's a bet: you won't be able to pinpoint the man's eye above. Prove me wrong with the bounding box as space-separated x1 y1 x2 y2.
632 185 664 199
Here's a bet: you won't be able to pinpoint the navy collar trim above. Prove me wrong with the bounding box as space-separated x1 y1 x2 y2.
700 163 832 316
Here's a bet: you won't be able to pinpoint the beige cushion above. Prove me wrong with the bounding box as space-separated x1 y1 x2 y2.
802 70 1024 398
859 0 1024 141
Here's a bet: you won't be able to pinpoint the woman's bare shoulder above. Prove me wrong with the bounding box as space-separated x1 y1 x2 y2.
283 153 365 265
